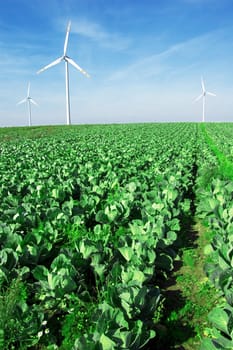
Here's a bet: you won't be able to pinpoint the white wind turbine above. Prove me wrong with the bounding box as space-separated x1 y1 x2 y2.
17 82 38 126
194 77 216 122
37 21 90 125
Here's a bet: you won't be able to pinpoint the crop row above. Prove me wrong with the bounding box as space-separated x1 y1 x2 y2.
196 124 233 349
204 123 233 162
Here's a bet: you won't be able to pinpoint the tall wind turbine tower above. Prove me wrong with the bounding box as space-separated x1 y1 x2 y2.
37 21 90 125
17 82 38 126
194 77 216 122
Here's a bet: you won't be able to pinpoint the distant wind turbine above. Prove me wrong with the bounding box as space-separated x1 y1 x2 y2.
194 77 216 122
37 21 90 125
17 82 38 126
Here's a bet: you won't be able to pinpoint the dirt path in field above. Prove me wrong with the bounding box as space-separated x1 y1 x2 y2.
149 219 217 350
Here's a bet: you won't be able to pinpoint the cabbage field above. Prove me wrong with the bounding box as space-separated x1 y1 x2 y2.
0 122 233 349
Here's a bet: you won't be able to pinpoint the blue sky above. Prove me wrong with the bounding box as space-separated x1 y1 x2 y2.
1 0 233 126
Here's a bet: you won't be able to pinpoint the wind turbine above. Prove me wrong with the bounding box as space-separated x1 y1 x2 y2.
37 21 90 125
194 77 216 122
17 82 38 126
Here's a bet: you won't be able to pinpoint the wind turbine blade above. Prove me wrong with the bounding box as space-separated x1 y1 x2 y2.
17 98 27 105
37 57 63 74
194 93 203 102
207 91 216 97
66 57 90 78
201 76 205 92
64 21 71 56
30 99 38 106
27 82 31 97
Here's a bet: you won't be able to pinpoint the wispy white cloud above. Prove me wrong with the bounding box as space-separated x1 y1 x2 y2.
107 28 227 82
71 18 131 51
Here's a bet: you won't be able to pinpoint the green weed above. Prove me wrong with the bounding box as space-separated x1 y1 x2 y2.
182 249 196 268
153 297 165 324
0 278 37 349
60 295 96 349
